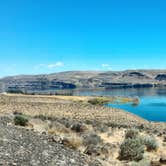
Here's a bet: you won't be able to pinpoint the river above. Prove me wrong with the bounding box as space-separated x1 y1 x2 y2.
73 88 166 122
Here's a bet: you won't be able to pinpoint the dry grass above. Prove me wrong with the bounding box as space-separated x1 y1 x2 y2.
1 93 166 165
48 127 83 150
1 93 138 104
0 94 147 128
61 134 83 150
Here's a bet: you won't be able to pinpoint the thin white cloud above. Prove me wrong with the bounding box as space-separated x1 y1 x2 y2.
102 64 110 68
101 63 112 70
47 62 64 69
34 62 64 70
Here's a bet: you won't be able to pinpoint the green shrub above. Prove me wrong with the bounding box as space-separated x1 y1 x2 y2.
83 133 102 146
71 123 87 133
14 115 28 126
96 124 109 133
84 143 112 157
119 137 144 161
143 136 158 151
88 98 110 105
132 97 140 106
125 129 139 139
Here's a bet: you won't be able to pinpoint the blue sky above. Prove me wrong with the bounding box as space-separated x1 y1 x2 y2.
0 0 166 77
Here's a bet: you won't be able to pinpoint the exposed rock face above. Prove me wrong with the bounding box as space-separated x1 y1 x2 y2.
6 80 76 91
155 74 166 81
102 83 133 89
0 70 166 93
122 71 151 79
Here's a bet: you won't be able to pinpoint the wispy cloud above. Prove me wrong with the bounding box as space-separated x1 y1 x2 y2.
102 64 110 67
101 63 112 70
47 62 64 69
34 62 64 70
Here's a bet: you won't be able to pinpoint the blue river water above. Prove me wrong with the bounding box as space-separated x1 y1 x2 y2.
73 88 166 122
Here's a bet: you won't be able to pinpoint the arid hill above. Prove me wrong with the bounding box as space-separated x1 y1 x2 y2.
0 70 166 92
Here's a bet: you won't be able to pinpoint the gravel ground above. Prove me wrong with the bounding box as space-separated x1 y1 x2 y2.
0 116 101 166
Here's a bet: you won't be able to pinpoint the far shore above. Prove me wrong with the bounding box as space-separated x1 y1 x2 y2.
0 92 140 105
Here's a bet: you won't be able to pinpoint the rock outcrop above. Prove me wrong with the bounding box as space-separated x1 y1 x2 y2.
0 70 166 93
155 74 166 81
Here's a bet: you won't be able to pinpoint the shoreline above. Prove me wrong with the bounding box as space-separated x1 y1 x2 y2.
0 93 165 124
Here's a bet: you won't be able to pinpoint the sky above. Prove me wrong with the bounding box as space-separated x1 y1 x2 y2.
0 0 166 77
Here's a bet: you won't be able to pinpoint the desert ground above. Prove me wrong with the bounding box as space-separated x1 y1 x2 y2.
0 93 166 166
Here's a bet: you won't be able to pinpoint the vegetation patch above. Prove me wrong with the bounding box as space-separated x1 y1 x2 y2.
88 97 111 105
125 128 139 139
83 133 103 146
71 122 87 133
61 134 82 150
142 135 158 152
14 115 29 126
119 137 145 161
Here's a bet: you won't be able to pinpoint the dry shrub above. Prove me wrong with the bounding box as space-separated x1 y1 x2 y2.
71 122 88 133
125 128 139 139
62 134 83 150
83 133 103 146
142 136 158 152
48 126 70 135
84 143 112 157
119 137 144 161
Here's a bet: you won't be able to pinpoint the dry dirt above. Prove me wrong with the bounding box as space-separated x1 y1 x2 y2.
0 93 166 166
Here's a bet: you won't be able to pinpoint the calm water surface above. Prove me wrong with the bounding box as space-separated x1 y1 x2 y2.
73 88 166 122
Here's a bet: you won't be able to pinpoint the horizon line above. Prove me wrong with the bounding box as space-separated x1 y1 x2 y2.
1 69 166 79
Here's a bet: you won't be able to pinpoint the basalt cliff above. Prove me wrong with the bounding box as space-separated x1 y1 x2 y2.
0 70 166 93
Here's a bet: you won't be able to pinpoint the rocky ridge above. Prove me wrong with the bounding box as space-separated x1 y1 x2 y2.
0 70 166 93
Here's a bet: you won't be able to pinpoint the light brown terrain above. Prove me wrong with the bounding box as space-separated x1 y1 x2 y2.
0 93 166 166
0 93 146 127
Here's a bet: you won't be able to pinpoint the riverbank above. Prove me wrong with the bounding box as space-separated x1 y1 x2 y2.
0 93 145 127
0 93 139 104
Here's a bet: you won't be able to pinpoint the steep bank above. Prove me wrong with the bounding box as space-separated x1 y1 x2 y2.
0 70 166 93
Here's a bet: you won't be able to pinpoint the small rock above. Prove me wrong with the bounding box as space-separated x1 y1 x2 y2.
70 159 76 163
160 155 166 164
163 135 166 142
151 161 161 166
51 136 62 143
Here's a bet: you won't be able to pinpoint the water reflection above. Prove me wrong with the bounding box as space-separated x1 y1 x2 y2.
73 87 166 97
147 103 166 107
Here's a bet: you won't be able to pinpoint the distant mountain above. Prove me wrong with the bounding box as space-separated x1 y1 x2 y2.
0 70 166 93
